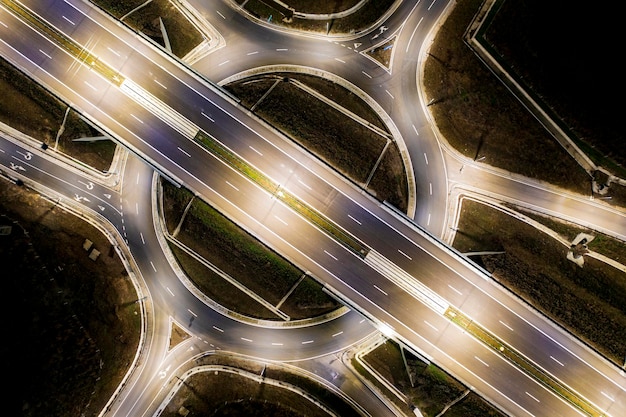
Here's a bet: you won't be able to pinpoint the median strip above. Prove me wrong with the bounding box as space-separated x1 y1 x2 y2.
194 131 369 258
2 0 124 86
445 307 603 417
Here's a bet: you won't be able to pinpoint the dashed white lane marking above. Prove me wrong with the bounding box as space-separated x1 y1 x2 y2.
475 356 490 367
525 392 540 402
499 320 514 331
448 284 462 296
550 356 565 367
348 214 362 225
324 250 337 260
373 285 388 296
249 146 263 156
424 320 438 332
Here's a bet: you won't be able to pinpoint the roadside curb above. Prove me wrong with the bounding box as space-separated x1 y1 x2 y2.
150 172 350 329
219 64 417 217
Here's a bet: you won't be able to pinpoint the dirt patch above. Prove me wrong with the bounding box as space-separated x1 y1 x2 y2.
160 352 359 417
0 179 140 417
0 57 115 171
360 340 505 416
162 180 341 320
225 73 408 212
453 199 626 364
423 0 592 195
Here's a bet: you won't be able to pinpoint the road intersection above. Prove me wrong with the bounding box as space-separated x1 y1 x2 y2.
1 1 625 416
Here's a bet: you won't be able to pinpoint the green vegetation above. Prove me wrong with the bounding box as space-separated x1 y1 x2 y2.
446 307 603 417
193 130 370 256
160 353 360 417
161 180 341 320
1 179 139 417
236 0 396 35
0 57 115 171
359 340 505 417
453 199 626 365
224 73 408 211
91 0 203 59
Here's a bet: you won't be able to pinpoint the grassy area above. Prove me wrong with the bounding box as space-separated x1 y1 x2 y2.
0 179 140 417
360 340 505 417
278 0 362 14
224 73 408 212
236 0 396 35
160 353 360 417
161 180 341 320
0 57 115 171
423 0 593 195
90 0 203 59
453 199 626 365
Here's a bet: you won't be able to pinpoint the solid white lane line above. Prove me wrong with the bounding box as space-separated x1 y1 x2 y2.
406 16 424 53
373 285 388 296
398 249 412 260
